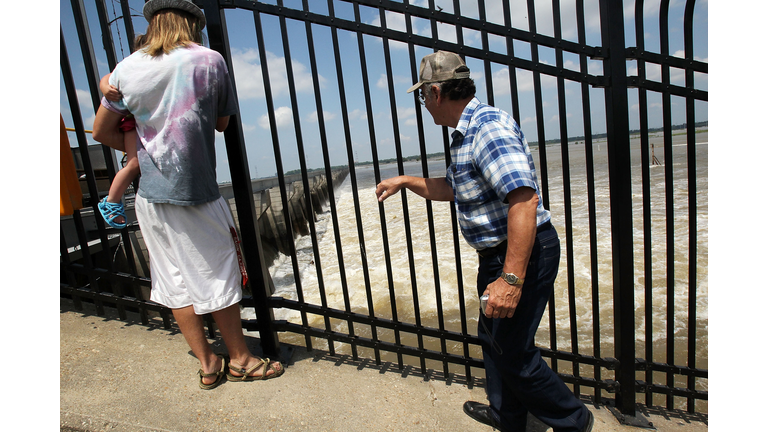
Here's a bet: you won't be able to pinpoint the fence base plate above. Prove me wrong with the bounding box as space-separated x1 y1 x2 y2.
607 406 655 429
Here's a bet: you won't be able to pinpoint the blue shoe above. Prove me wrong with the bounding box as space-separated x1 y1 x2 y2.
98 197 127 229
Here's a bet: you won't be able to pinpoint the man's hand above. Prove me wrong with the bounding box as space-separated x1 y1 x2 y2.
375 175 454 203
481 186 538 319
375 176 405 202
483 278 523 319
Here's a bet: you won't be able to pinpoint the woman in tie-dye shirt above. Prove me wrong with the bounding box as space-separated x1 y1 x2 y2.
93 0 283 390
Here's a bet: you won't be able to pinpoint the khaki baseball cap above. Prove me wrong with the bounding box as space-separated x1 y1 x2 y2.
406 51 471 93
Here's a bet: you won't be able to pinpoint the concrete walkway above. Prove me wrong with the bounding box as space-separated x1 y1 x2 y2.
60 299 707 431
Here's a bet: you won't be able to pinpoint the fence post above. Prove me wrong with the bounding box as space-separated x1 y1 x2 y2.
199 0 282 358
598 0 637 418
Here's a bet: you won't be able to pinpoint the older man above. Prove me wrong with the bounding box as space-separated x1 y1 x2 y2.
375 51 592 432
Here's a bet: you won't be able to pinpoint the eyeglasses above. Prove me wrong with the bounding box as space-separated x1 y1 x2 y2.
418 91 426 106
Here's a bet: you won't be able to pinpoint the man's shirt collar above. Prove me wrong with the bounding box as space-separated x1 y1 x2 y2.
454 97 481 136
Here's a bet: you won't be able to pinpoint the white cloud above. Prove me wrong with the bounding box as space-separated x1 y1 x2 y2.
308 110 337 123
487 67 541 95
399 106 418 126
376 73 413 90
258 106 293 130
349 109 368 122
74 88 97 129
231 48 323 100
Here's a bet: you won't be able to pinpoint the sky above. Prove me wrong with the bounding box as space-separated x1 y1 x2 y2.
59 0 708 184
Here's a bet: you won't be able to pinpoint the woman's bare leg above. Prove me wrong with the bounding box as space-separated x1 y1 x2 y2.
171 305 222 386
211 304 283 378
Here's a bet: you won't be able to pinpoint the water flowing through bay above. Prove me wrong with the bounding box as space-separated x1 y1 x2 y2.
246 130 708 405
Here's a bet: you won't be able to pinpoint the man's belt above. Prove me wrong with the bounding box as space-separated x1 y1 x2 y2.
476 221 553 258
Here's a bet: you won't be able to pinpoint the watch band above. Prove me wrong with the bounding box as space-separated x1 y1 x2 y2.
501 272 524 286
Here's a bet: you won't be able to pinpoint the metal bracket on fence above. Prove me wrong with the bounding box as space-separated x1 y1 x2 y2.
590 46 607 60
591 75 610 88
604 379 620 393
636 380 649 393
603 357 619 370
635 357 649 371
607 405 655 430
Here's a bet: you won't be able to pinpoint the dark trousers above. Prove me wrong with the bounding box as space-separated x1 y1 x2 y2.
476 225 588 432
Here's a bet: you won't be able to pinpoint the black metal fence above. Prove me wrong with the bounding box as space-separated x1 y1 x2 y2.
60 0 708 420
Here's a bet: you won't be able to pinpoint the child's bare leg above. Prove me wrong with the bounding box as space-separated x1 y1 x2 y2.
106 130 140 224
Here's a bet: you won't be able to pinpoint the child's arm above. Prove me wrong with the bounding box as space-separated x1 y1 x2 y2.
99 73 122 102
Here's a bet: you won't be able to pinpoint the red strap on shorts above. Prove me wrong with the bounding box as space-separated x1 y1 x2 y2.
230 227 248 286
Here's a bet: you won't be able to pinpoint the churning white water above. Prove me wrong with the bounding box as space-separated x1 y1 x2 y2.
250 129 708 404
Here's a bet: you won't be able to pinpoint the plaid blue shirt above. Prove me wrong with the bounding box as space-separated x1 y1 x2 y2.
446 98 550 250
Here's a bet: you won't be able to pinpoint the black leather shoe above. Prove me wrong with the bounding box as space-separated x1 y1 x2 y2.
463 401 503 430
582 409 594 432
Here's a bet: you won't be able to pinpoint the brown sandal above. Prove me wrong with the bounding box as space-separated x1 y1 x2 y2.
226 357 284 381
198 355 227 390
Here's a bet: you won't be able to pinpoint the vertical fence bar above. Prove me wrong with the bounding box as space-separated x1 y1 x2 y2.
524 0 559 373
94 0 118 70
353 2 383 366
119 0 136 53
69 0 121 268
201 0 281 358
478 0 494 106
552 0 581 394
598 0 636 416
683 0 699 413
281 1 331 353
325 0 370 361
658 0 677 411
91 0 123 208
61 23 106 317
429 0 473 382
70 0 105 112
93 0 130 324
301 0 360 359
575 0 602 404
633 0 656 408
382 7 427 372
452 0 463 54
403 0 448 377
380 3 409 370
328 0 377 361
107 0 143 318
405 0 430 361
274 3 327 353
501 1 521 123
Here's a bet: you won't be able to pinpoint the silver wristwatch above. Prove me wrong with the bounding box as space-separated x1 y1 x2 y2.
501 272 524 286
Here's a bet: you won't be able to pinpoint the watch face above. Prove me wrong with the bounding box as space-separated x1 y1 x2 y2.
503 272 521 285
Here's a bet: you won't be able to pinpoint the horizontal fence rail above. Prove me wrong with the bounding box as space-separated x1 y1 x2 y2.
60 0 708 419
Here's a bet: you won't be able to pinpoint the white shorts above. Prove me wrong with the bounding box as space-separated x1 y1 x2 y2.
135 194 243 315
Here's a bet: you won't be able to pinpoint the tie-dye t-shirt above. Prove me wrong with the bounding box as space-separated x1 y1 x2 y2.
101 45 237 205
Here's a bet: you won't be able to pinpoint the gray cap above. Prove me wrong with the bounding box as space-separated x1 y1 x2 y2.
406 51 471 93
143 0 206 29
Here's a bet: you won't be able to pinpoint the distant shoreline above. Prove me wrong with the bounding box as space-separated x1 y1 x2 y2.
221 124 707 184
